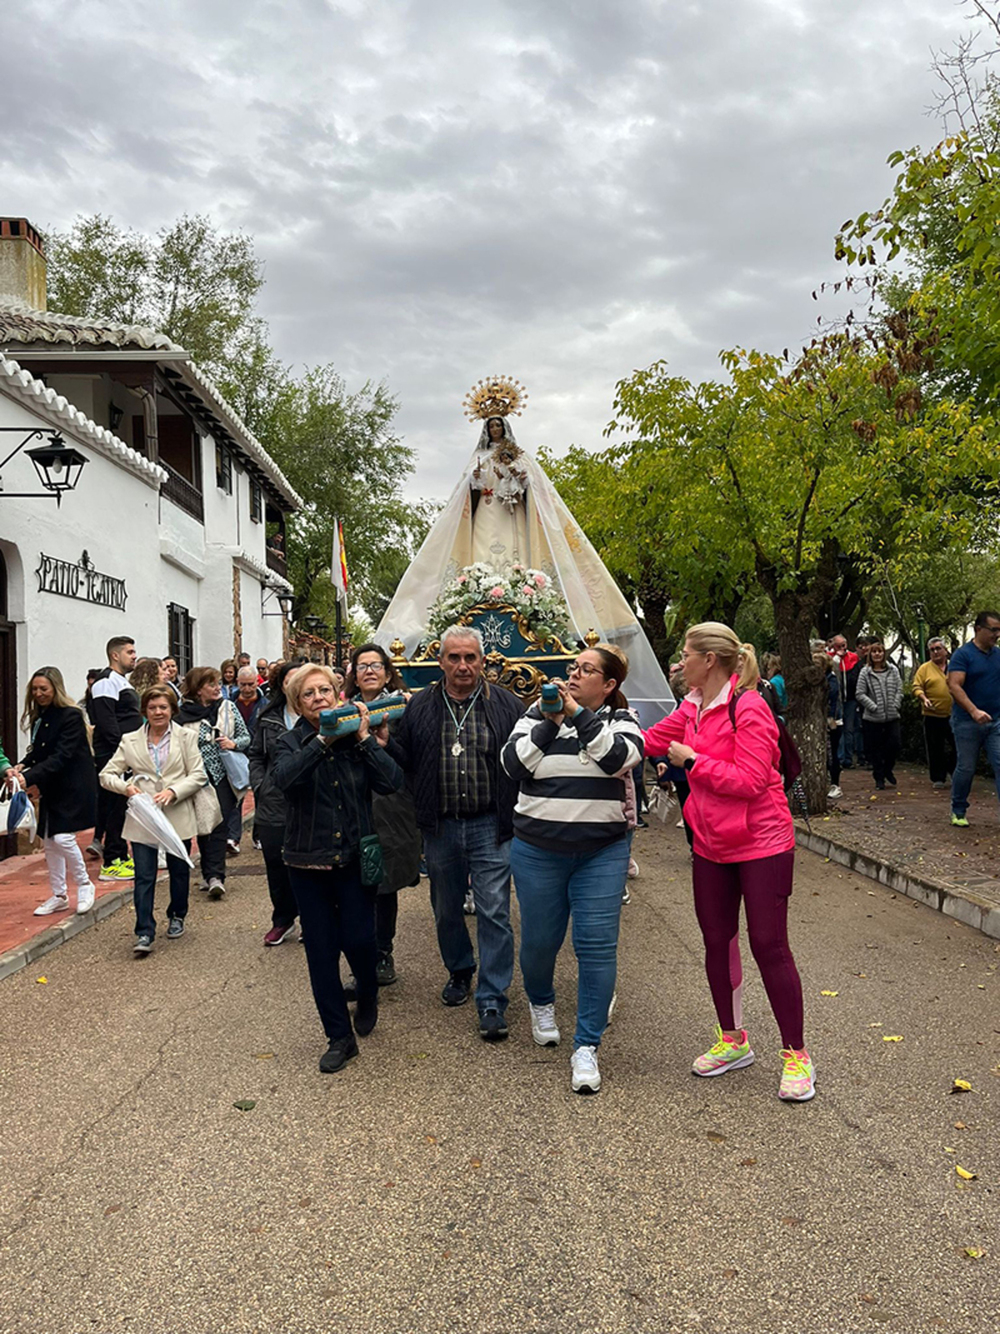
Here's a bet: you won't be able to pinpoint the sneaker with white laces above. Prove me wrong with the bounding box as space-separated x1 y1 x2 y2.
34 894 70 917
827 785 843 799
570 1045 601 1094
779 1048 816 1102
529 1002 560 1047
133 935 153 955
76 885 95 914
692 1026 755 1077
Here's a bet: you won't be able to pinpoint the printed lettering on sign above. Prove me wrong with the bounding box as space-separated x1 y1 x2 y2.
35 552 128 612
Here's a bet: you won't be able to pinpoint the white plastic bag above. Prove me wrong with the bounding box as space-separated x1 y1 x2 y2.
126 792 195 866
648 785 678 825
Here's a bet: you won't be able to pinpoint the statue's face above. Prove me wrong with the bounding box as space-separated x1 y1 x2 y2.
488 418 504 442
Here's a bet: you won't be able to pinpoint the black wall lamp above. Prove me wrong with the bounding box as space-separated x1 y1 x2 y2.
0 429 88 506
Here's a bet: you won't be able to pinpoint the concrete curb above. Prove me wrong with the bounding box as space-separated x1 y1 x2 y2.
0 808 258 983
796 826 1000 941
0 885 134 982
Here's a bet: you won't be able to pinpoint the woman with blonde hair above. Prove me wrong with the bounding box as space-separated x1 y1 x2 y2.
642 623 814 1102
502 643 644 1094
15 667 98 916
129 657 165 699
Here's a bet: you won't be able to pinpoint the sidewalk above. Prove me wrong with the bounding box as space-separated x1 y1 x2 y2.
796 760 1000 940
0 794 256 981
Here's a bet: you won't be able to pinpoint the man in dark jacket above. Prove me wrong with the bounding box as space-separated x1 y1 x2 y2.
89 635 139 880
390 626 522 1041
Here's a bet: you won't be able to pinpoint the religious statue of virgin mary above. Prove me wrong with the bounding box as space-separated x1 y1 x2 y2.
376 376 674 724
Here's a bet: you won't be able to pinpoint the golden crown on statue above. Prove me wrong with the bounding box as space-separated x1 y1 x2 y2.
462 375 529 421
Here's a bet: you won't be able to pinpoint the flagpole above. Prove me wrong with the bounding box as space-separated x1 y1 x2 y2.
335 598 343 671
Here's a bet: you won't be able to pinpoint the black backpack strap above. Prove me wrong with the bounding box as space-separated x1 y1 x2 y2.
727 687 744 729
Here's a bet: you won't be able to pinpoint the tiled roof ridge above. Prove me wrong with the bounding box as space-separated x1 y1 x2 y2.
0 354 168 485
0 297 184 352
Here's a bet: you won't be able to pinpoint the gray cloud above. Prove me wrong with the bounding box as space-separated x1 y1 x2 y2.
0 0 975 500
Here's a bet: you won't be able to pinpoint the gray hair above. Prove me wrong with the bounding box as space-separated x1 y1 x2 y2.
237 666 258 683
927 637 947 650
439 624 484 656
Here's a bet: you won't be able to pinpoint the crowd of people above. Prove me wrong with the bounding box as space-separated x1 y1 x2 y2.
1 621 817 1102
8 610 1000 1097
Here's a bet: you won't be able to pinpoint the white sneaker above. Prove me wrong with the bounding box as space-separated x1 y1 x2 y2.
76 886 95 914
529 1002 560 1047
827 785 843 799
627 858 639 879
571 1045 601 1095
34 894 70 917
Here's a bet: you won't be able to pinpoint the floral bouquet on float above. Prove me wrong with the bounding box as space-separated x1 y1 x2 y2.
427 562 575 647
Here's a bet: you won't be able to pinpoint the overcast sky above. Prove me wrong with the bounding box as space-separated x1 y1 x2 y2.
0 0 978 501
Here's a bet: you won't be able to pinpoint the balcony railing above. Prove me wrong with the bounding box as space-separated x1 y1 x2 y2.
162 465 204 522
266 546 287 578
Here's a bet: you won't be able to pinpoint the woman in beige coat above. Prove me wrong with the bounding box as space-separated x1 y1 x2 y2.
100 685 207 955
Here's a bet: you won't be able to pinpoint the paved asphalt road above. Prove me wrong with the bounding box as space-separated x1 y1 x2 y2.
1 821 997 1334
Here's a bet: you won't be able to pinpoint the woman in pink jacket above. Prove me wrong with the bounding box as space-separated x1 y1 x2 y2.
643 622 814 1102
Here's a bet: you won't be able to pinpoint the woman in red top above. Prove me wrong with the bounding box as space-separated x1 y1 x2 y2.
644 622 814 1102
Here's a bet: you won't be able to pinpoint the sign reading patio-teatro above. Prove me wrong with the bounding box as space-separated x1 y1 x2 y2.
36 551 128 611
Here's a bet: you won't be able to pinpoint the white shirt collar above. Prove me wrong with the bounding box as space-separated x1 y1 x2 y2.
687 677 734 716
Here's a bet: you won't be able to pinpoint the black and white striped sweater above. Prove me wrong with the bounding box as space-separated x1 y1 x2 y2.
501 704 644 854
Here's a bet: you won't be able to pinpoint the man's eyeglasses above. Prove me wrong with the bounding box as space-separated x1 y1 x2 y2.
568 662 603 677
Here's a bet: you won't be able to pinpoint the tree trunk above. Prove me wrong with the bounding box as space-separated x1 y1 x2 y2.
773 592 829 815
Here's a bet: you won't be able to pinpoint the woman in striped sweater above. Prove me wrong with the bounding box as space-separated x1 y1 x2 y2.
501 644 643 1095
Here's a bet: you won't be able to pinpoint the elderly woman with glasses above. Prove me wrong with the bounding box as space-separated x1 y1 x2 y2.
272 665 402 1074
346 643 420 987
501 645 644 1095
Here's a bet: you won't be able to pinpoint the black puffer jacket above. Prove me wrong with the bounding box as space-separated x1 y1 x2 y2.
22 706 97 837
248 705 293 829
272 717 403 870
389 680 522 842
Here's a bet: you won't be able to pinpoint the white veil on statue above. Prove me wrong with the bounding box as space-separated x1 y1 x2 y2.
376 380 674 725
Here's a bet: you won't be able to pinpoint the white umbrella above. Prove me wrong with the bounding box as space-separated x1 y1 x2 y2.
126 793 195 867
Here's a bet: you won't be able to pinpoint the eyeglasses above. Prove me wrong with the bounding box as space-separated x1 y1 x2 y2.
679 650 705 662
568 662 603 678
301 685 336 700
356 662 385 674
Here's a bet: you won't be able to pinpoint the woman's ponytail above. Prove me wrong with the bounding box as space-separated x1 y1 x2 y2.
736 642 760 693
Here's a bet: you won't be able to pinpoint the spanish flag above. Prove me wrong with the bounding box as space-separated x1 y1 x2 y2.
331 518 349 614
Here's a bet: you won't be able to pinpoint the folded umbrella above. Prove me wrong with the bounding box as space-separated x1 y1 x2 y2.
126 792 195 866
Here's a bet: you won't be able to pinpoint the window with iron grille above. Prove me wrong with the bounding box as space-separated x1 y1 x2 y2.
168 603 194 676
250 480 263 523
215 443 233 494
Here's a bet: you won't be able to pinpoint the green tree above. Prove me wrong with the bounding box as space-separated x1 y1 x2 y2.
605 336 999 808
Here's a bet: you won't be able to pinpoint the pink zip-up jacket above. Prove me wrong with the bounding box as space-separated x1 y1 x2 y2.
643 676 794 864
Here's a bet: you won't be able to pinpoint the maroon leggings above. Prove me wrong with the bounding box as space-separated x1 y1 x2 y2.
691 849 804 1050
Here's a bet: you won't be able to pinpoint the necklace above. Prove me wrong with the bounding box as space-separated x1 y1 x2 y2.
443 684 483 757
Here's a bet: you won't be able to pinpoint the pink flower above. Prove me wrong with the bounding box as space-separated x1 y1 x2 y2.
534 572 547 588
522 585 535 598
489 585 505 599
457 575 467 584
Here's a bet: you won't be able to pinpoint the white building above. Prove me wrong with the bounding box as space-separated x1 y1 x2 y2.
0 217 300 762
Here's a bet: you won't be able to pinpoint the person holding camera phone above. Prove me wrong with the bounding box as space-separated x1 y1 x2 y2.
501 645 643 1095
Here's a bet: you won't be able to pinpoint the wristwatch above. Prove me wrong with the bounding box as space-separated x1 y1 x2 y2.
683 756 696 772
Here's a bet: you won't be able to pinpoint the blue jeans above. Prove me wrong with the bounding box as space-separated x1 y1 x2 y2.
132 839 191 940
840 699 864 766
423 814 513 1015
511 835 629 1049
950 713 1000 816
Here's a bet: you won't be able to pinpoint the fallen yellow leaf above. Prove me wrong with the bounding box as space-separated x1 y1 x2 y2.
944 1147 956 1154
964 1247 985 1260
820 990 839 997
956 1165 977 1181
883 1035 904 1042
35 976 47 984
951 1079 973 1093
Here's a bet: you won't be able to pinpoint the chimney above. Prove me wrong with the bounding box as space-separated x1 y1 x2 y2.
0 218 46 309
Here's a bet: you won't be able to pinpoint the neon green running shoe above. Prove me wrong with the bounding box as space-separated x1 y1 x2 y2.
692 1026 755 1077
779 1048 816 1102
950 814 970 827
